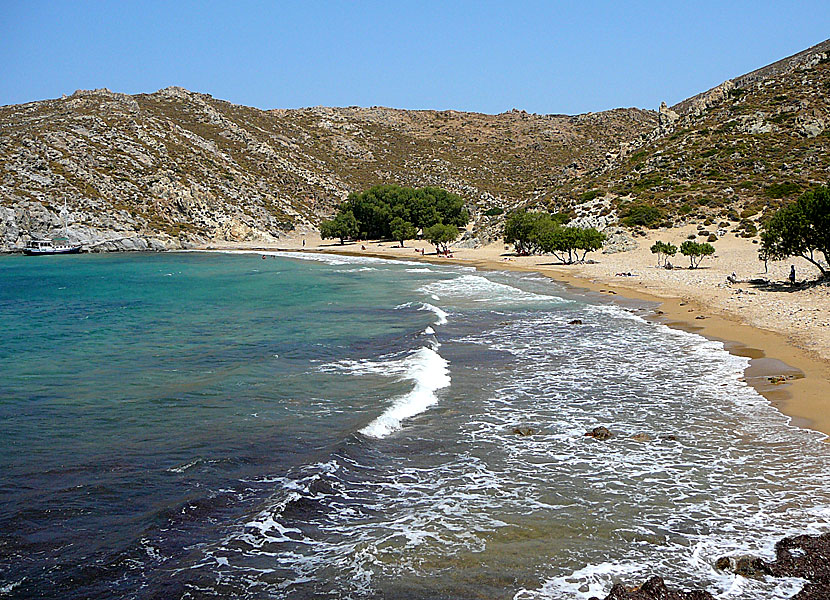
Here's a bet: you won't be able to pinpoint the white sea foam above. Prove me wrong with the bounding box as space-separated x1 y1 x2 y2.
418 273 566 306
360 346 451 438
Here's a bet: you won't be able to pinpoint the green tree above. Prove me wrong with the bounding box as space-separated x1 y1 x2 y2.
424 223 459 254
680 240 715 268
319 210 358 245
504 209 545 254
650 241 677 267
535 223 605 264
760 185 829 278
390 217 417 247
574 227 606 262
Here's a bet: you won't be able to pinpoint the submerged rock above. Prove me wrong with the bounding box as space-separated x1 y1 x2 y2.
568 319 584 325
714 555 770 578
585 426 613 440
591 576 715 600
631 433 650 442
512 426 536 436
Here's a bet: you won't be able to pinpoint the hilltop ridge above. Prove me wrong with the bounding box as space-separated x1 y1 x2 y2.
1 39 828 252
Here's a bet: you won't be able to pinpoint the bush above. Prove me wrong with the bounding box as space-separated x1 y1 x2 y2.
579 189 602 203
621 205 663 228
764 182 801 199
483 207 504 217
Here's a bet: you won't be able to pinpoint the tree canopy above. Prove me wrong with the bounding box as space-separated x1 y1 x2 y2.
680 240 715 269
318 185 469 245
503 209 606 263
319 210 358 244
760 185 829 278
650 241 677 267
424 223 459 254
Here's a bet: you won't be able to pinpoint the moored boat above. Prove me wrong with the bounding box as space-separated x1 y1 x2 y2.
23 237 82 255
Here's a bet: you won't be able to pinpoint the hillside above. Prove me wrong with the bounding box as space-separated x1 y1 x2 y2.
1 39 828 252
556 39 830 240
0 88 654 251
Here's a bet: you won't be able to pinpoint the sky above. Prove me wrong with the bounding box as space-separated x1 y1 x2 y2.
1 1 828 115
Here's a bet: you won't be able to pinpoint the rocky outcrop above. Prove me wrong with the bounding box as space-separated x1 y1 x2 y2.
715 532 830 600
591 576 714 600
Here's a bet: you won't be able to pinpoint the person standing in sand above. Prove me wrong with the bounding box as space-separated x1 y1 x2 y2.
789 265 796 285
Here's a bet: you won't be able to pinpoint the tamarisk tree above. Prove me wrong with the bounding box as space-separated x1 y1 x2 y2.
680 241 715 269
650 241 677 267
760 185 829 278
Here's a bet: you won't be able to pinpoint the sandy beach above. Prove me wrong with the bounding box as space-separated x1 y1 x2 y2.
203 228 830 438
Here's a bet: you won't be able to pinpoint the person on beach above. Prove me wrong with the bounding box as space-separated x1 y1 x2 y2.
789 265 796 285
302 239 305 248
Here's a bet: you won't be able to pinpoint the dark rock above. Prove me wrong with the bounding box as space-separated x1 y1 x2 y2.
585 426 613 440
569 319 584 325
661 434 679 441
599 576 715 599
512 426 536 436
712 532 830 599
714 555 770 578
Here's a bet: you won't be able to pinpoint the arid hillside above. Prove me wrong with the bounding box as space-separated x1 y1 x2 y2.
0 87 654 250
1 38 828 251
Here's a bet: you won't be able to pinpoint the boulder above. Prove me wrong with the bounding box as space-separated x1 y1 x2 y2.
594 576 715 600
512 426 536 436
585 426 613 440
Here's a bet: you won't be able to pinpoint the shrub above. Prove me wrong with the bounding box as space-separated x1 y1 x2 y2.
579 189 602 203
764 182 801 199
483 207 504 217
621 205 662 228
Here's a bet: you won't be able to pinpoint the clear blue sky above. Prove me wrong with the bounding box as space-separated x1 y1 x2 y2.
1 1 828 114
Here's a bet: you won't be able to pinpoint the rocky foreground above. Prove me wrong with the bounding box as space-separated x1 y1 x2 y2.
591 531 830 600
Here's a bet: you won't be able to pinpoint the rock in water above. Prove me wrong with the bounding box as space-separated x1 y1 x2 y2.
592 576 715 600
585 426 613 440
512 426 536 436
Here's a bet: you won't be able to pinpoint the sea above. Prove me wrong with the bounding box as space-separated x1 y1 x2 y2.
1 250 829 600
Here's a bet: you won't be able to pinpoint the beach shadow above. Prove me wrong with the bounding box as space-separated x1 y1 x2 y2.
748 277 829 293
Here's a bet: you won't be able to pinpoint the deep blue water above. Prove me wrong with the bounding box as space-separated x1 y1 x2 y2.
1 251 829 600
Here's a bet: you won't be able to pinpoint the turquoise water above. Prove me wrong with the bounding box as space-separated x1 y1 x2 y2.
1 251 830 599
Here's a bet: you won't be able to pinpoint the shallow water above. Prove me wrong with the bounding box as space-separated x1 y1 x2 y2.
1 251 828 599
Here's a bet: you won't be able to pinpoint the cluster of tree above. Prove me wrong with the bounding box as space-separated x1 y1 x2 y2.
680 240 715 269
650 241 677 267
503 210 606 264
319 185 469 246
760 185 829 278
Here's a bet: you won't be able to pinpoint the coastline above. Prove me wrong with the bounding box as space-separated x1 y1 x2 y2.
199 233 830 439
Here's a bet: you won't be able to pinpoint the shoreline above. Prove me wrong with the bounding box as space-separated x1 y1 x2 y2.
199 238 830 439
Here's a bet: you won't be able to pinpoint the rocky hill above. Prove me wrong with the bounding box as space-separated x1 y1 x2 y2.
1 38 828 252
0 87 654 251
554 39 830 241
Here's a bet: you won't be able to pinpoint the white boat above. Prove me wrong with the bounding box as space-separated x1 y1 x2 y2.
23 199 83 255
23 237 82 255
